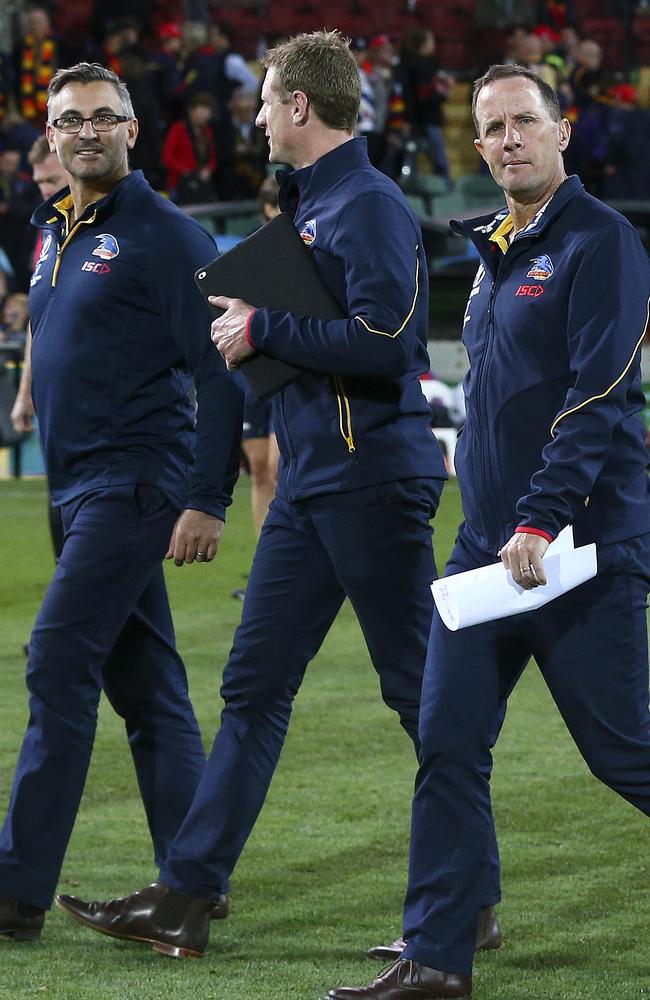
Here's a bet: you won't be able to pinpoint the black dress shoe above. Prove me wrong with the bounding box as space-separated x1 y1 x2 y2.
0 897 45 941
327 959 471 999
56 881 214 958
210 894 229 920
366 906 501 961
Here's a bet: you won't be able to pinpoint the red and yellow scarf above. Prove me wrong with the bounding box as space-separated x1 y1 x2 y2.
20 34 57 123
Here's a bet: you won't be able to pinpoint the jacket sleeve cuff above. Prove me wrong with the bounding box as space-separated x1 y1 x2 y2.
245 309 257 350
186 498 229 521
515 525 554 543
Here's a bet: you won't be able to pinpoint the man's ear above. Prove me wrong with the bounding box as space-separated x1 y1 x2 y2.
292 90 310 127
126 117 139 150
45 123 57 154
558 117 571 152
474 136 487 163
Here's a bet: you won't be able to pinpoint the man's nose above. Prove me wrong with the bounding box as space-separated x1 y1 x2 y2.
78 119 97 138
503 124 523 148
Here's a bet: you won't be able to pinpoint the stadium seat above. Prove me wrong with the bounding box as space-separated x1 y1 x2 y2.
456 172 503 208
406 193 428 217
401 173 449 215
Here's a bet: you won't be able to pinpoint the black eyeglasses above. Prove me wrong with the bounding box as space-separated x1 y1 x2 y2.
50 113 131 134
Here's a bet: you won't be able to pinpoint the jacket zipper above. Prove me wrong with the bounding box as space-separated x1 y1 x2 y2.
475 261 502 536
51 209 98 287
333 374 356 453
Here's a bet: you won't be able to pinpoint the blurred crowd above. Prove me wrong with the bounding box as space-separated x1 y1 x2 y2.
0 1 649 312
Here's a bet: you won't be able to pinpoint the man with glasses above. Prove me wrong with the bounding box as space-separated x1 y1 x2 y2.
0 62 243 941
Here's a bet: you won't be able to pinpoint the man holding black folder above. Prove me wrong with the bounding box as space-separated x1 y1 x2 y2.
56 31 501 960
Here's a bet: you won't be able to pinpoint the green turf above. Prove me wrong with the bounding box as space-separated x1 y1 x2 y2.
0 477 648 999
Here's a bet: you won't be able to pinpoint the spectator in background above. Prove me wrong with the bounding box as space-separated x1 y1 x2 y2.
532 24 565 82
89 0 154 50
162 91 217 202
209 20 259 119
556 24 580 79
502 24 530 64
97 16 140 78
518 31 560 88
27 134 67 266
568 39 603 110
0 110 40 173
0 292 29 346
28 133 66 199
599 83 650 200
0 143 38 291
151 22 183 122
15 6 61 127
398 27 452 188
12 137 68 561
215 86 267 199
175 21 220 112
97 18 167 187
356 34 396 171
563 40 608 196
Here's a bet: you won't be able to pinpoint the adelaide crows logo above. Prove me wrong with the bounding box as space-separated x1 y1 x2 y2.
299 219 316 246
526 254 554 280
92 233 120 260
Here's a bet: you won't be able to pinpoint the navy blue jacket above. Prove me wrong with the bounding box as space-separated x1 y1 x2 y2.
247 137 446 500
29 170 243 520
454 175 650 551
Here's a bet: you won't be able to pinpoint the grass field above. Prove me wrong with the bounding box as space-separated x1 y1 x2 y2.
0 476 649 1000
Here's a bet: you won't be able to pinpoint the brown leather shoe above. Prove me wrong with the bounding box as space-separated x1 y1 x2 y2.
210 894 229 920
366 906 501 961
327 959 471 999
0 897 45 941
55 881 213 958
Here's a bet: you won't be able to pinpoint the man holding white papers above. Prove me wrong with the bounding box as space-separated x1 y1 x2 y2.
330 63 650 1000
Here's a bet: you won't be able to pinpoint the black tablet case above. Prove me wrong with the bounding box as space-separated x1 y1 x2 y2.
195 212 345 399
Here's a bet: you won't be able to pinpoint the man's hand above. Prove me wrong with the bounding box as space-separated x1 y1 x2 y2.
499 531 550 590
10 391 35 433
165 509 224 567
209 295 256 371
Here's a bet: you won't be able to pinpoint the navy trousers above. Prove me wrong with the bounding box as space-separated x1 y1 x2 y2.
0 485 206 909
159 478 460 898
402 524 650 976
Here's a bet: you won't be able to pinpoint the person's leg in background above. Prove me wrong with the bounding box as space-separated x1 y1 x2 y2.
233 382 279 601
241 432 279 539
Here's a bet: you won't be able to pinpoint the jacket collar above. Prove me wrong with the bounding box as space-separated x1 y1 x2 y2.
32 169 149 230
452 174 584 246
277 136 369 214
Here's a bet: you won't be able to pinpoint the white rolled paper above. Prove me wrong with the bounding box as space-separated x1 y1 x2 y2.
432 526 597 631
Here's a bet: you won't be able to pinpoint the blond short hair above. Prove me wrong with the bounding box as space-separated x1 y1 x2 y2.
262 30 361 132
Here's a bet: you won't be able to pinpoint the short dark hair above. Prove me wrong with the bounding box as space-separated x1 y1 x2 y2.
47 62 135 119
28 134 52 165
471 64 561 134
262 30 361 132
